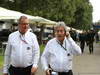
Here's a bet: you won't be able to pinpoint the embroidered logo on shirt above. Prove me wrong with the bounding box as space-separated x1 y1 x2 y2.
67 53 70 56
27 47 30 50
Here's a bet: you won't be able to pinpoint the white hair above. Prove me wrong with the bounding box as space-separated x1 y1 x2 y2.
54 21 68 32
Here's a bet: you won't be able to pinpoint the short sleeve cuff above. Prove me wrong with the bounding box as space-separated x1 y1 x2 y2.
32 64 38 68
44 66 49 71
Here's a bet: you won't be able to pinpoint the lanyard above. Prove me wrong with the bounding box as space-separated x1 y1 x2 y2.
19 35 28 44
56 40 67 51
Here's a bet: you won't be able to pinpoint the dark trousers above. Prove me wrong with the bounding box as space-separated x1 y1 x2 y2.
80 41 85 53
88 42 94 54
8 65 32 75
58 70 73 75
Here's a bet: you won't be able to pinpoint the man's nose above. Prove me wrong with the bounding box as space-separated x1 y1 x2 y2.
58 31 62 34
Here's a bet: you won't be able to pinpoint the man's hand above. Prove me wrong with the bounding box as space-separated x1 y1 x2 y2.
66 32 70 38
3 73 8 75
45 68 52 75
31 67 38 75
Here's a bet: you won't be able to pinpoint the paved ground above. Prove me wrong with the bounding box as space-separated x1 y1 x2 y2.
72 42 100 75
0 42 100 75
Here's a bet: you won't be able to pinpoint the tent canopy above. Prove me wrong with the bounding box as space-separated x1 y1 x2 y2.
0 7 56 25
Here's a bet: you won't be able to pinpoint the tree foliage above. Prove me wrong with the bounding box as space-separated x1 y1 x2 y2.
0 0 93 30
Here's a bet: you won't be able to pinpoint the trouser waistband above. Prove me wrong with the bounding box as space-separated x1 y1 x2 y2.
51 70 73 75
8 65 33 75
9 65 32 69
58 70 73 75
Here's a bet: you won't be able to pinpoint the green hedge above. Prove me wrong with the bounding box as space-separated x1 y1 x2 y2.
40 44 45 54
0 55 4 68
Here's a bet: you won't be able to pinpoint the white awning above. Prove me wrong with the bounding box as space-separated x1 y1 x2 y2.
0 7 57 25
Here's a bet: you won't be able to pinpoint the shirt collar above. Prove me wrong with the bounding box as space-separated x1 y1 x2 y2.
56 37 66 45
18 30 29 37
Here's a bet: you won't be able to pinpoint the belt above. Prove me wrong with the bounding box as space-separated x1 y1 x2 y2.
51 70 73 75
10 65 32 70
58 70 72 73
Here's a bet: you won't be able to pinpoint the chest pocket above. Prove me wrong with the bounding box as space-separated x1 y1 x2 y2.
67 53 72 61
25 44 32 51
66 49 73 62
24 43 33 55
25 38 33 51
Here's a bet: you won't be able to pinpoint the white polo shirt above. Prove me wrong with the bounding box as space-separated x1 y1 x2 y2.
41 37 81 72
3 31 40 73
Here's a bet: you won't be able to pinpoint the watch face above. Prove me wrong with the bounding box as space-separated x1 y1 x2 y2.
51 71 58 75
